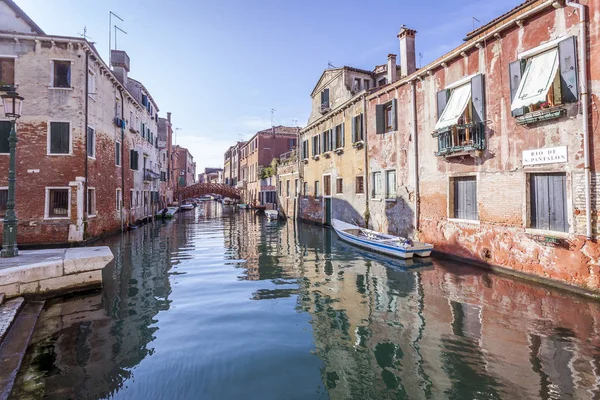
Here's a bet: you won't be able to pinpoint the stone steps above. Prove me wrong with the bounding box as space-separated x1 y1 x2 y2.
0 300 44 400
0 293 5 306
0 297 23 344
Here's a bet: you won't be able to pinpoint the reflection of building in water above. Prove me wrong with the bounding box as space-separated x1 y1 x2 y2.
296 227 600 399
12 222 176 399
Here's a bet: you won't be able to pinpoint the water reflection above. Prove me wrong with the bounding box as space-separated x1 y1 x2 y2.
12 207 600 399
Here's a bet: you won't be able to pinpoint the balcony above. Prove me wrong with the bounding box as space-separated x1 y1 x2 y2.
319 102 331 115
433 122 486 157
516 106 566 126
144 169 160 182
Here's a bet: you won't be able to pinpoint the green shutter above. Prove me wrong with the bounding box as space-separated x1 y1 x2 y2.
0 121 10 153
391 99 397 131
376 105 384 134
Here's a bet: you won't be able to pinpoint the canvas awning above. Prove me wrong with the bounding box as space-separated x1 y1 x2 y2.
434 83 472 131
511 48 559 111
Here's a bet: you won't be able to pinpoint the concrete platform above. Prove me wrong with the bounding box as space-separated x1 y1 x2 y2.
0 247 113 299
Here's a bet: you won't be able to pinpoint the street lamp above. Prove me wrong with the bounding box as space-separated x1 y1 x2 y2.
1 88 23 257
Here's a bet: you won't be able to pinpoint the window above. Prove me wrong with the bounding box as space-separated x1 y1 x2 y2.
130 110 134 126
115 141 121 166
161 171 167 181
87 69 96 95
320 88 329 107
130 189 134 208
510 36 578 116
0 188 7 218
303 182 308 197
312 135 320 156
378 78 387 86
364 79 370 90
130 150 139 170
323 175 331 196
288 138 296 149
87 127 95 158
0 58 15 86
315 181 320 197
334 124 344 149
353 78 361 91
435 74 486 155
376 99 397 134
352 114 364 143
116 188 122 210
372 172 382 198
356 176 364 194
302 140 309 159
0 121 10 153
48 122 70 154
452 176 477 220
385 170 396 199
278 180 282 196
52 60 71 88
136 191 140 207
286 180 290 197
321 130 332 153
295 179 299 197
530 173 568 232
47 188 69 218
87 188 96 216
336 178 343 194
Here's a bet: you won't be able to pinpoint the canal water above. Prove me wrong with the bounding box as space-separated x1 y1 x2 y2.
11 203 600 399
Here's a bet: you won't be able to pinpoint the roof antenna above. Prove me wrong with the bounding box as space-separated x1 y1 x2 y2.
472 16 480 31
78 26 93 42
327 61 337 69
114 25 127 50
418 52 423 69
271 108 276 128
108 11 123 64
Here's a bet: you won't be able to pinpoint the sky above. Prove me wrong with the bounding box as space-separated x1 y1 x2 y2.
17 0 523 171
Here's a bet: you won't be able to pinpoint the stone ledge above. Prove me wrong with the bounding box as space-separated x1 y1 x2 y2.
0 247 113 299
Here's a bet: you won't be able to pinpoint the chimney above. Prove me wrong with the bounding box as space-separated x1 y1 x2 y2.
398 26 417 77
110 50 130 85
167 112 171 123
387 54 397 84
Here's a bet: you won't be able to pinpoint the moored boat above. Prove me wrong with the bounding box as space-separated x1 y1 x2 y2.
238 203 250 209
179 203 195 211
265 210 279 220
156 206 179 219
332 219 433 259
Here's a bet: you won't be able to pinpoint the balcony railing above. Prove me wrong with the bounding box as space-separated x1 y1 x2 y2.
432 121 486 157
319 102 331 115
144 169 160 181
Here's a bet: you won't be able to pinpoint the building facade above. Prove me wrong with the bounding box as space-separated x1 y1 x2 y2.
172 145 195 188
157 113 174 207
0 0 163 245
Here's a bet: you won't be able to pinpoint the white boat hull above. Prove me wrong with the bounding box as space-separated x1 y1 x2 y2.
265 210 279 220
332 219 433 259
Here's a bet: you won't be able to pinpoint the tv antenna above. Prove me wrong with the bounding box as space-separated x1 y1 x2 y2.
418 52 423 69
78 26 93 42
108 11 123 63
292 118 298 127
271 108 276 128
114 25 127 50
327 61 337 69
472 16 480 31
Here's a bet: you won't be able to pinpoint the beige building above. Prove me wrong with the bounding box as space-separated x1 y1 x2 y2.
298 60 398 225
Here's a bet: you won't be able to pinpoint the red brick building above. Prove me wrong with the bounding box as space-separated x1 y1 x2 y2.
364 0 600 291
0 0 163 245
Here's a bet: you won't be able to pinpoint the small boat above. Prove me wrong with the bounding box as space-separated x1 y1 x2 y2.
222 197 233 205
238 204 250 209
179 203 195 211
265 210 279 220
332 219 433 259
156 206 179 219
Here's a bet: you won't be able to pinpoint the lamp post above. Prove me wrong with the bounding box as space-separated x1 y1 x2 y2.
1 88 24 257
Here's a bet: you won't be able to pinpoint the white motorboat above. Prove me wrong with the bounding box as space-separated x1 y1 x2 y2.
179 203 195 211
155 206 179 219
332 219 433 259
265 210 279 220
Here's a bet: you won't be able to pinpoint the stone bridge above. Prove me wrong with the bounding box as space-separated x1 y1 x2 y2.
175 183 241 200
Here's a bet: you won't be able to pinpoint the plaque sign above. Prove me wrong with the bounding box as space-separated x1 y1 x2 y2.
522 146 567 166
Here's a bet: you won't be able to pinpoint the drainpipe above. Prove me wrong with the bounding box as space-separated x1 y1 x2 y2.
84 51 89 237
411 80 420 232
119 88 125 231
363 94 370 228
565 0 590 239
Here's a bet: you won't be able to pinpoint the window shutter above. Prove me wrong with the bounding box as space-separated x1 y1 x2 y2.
391 99 397 131
329 129 334 150
321 131 326 152
360 113 364 141
376 104 384 134
351 116 356 143
0 121 9 153
509 60 525 117
471 74 486 124
549 174 568 232
436 90 448 121
66 65 71 87
322 88 329 105
130 150 134 169
558 36 579 104
341 122 345 147
466 178 477 220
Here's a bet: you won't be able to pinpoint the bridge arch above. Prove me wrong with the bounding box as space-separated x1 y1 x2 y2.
174 183 241 200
